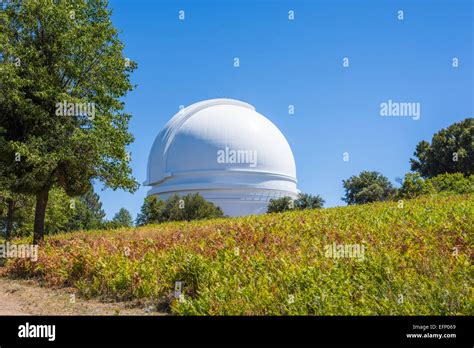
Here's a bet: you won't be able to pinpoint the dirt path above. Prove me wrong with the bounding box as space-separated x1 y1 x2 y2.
0 277 167 315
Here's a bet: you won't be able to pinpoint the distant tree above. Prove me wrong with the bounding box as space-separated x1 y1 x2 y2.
410 118 473 178
0 187 80 237
111 208 133 228
0 191 34 239
294 193 325 210
135 196 166 226
163 195 187 222
163 194 224 222
0 1 138 244
0 192 17 240
136 194 223 225
267 197 294 213
342 171 395 205
267 193 325 213
63 188 106 232
44 187 77 234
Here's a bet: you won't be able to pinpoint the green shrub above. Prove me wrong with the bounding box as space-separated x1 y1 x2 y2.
398 172 473 199
428 173 473 194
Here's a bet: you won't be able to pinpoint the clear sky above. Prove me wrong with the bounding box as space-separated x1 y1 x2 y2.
96 0 473 220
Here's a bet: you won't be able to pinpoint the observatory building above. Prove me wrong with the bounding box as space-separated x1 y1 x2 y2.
144 98 298 216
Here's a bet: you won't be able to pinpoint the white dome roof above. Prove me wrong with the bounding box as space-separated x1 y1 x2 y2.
145 98 298 216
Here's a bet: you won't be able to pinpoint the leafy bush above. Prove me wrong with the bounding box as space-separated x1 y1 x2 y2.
428 173 474 194
398 172 473 199
2 194 472 315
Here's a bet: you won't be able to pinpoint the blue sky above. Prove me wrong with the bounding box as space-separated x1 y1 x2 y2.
96 0 473 220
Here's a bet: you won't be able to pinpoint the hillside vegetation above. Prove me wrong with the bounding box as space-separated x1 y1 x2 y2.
1 194 472 315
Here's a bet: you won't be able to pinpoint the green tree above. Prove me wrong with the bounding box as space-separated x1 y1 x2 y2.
0 186 76 238
181 193 223 221
163 195 187 222
0 0 138 244
267 193 324 213
63 188 106 232
342 171 395 205
135 196 166 226
294 193 325 210
267 196 294 213
0 173 19 239
397 172 430 199
136 194 223 225
410 118 474 178
44 187 76 234
163 194 223 222
111 208 133 228
0 191 34 239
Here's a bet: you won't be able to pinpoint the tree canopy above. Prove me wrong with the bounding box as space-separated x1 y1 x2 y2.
63 188 106 231
342 171 395 205
136 194 223 225
267 196 294 213
0 0 138 243
135 196 166 226
294 193 325 210
110 207 133 228
267 193 324 213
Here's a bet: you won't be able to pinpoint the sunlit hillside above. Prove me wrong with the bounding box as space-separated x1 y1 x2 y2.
1 194 472 315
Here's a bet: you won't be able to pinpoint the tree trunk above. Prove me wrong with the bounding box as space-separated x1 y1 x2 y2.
33 190 49 245
6 198 14 240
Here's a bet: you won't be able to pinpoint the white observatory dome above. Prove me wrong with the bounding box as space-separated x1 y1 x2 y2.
145 98 298 216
